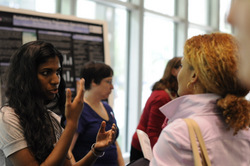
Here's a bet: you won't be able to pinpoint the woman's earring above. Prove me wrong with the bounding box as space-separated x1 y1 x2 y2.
187 82 191 89
193 84 197 91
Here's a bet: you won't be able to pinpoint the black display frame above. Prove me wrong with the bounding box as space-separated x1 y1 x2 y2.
0 6 110 105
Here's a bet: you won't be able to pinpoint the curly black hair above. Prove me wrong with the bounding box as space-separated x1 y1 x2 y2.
4 40 66 163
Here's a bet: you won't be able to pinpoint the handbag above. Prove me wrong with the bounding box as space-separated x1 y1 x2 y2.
183 119 211 166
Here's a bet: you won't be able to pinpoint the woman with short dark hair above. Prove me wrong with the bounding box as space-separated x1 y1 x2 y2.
69 61 124 166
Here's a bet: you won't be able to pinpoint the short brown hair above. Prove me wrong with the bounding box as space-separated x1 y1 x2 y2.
80 61 113 90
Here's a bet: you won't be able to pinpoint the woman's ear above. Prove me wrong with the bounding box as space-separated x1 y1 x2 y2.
91 80 97 88
190 71 198 84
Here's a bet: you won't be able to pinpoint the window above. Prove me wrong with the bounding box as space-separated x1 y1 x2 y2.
35 0 56 13
0 0 56 13
76 0 129 153
76 0 96 19
188 0 208 25
142 12 174 108
144 0 175 16
188 27 206 39
219 0 232 33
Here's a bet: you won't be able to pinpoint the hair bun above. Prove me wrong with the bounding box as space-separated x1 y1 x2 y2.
217 94 250 135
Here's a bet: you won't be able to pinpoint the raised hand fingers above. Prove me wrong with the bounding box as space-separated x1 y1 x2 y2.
65 88 72 107
65 79 85 125
75 78 85 103
111 123 116 131
71 78 85 114
111 123 117 142
99 121 106 133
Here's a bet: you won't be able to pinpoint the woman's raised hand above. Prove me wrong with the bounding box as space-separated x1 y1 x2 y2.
94 121 117 152
65 78 85 128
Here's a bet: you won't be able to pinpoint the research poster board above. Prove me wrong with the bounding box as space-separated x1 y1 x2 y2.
0 6 110 105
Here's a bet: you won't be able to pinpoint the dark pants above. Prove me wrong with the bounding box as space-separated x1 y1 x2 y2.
130 145 144 163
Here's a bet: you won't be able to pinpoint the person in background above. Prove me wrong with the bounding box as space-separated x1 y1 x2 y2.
69 61 124 166
227 0 250 89
0 41 116 166
150 33 250 166
130 57 182 162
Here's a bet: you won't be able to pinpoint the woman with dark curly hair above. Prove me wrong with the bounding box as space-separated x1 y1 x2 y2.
0 40 116 166
150 33 250 165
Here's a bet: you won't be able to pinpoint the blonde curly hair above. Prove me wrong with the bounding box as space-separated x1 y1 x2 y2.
184 33 250 135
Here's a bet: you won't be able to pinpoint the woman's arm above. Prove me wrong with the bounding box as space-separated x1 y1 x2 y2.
73 121 117 166
115 141 125 166
8 79 85 166
64 121 117 166
8 79 117 166
69 133 79 164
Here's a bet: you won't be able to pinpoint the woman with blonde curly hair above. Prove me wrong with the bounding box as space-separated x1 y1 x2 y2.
150 33 250 166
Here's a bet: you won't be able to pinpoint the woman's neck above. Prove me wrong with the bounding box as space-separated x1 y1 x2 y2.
84 91 101 106
84 90 109 121
192 82 206 94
